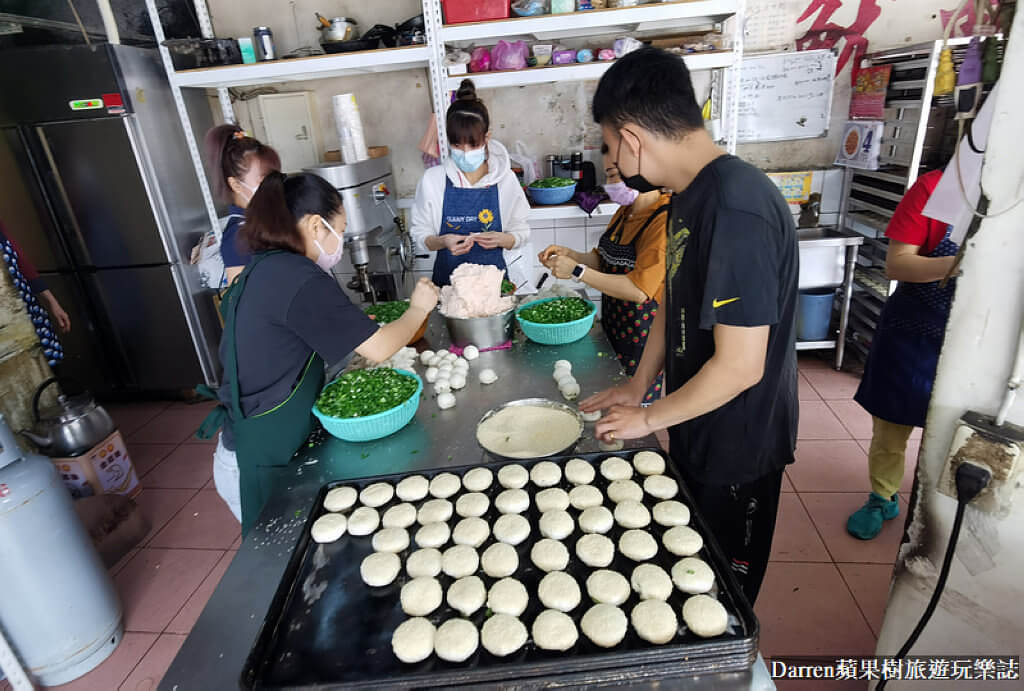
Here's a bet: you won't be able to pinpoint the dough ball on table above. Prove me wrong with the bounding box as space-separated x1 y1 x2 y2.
663 525 703 557
463 345 480 360
372 527 410 553
323 486 357 512
437 349 451 359
453 517 490 548
496 488 530 514
672 557 715 594
560 381 581 401
360 482 394 508
539 509 574 540
434 381 452 395
532 609 578 652
653 500 691 527
607 479 643 504
481 542 519 578
630 564 673 601
418 498 454 524
396 475 429 502
455 492 490 518
538 571 581 612
447 575 486 617
600 457 633 481
401 577 443 616
581 603 628 648
619 529 658 561
348 507 380 536
599 437 625 452
632 450 666 476
442 544 480 579
530 538 570 572
481 614 528 657
555 372 575 389
478 368 498 385
434 618 479 663
437 392 456 410
425 366 439 383
682 594 729 638
530 461 562 488
487 577 529 617
614 500 651 529
462 467 493 492
429 472 461 499
631 599 678 645
497 464 529 489
420 350 435 365
586 570 631 606
392 617 435 663
311 513 347 543
382 503 417 529
406 548 443 578
575 533 615 568
553 359 572 371
361 551 401 587
580 409 602 423
454 356 470 370
535 487 570 513
579 506 614 535
565 458 595 485
415 521 451 549
568 484 603 510
451 375 468 390
493 514 531 545
644 474 679 500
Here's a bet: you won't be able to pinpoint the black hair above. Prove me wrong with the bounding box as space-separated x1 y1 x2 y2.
243 172 343 255
446 79 490 147
203 124 281 203
592 47 704 138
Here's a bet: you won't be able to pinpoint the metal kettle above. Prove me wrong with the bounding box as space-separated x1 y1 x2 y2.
320 16 359 42
21 377 115 457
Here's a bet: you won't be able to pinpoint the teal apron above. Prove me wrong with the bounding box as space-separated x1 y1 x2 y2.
197 251 325 535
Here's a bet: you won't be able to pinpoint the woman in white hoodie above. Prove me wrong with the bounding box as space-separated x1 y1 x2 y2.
411 79 532 290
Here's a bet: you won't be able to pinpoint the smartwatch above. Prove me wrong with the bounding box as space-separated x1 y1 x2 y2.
571 264 586 282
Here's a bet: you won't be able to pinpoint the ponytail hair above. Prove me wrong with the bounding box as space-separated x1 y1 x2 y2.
446 78 490 148
243 172 344 255
203 124 282 203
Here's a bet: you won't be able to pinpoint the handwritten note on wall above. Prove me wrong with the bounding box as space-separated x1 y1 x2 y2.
737 49 836 143
743 0 804 52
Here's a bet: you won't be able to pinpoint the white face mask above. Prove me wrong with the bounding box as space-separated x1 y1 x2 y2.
238 180 257 203
314 218 344 273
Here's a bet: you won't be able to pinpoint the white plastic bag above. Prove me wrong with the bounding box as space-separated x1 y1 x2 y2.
508 140 541 187
192 227 224 290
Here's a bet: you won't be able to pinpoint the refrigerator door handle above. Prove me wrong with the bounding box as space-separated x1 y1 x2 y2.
35 126 91 266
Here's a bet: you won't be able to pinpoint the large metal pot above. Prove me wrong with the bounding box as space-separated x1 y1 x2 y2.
444 306 516 349
21 378 115 457
320 17 359 43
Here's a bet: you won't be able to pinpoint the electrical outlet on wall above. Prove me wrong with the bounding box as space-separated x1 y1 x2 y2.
937 411 1024 516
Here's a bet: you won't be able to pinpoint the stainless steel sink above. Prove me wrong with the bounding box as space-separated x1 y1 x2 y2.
797 226 864 289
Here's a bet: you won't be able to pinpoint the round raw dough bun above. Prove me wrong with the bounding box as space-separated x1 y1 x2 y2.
553 359 572 370
437 392 456 409
559 381 581 401
442 544 479 579
607 479 644 504
631 599 678 644
372 527 410 553
434 618 479 662
565 458 596 485
672 557 715 594
323 486 357 512
530 460 562 487
536 487 570 513
600 457 633 481
478 368 498 384
436 349 450 359
488 578 529 617
538 571 581 612
382 503 417 529
447 575 486 617
644 474 679 500
401 577 442 616
580 409 602 423
420 349 435 365
456 492 490 518
599 438 625 452
360 482 394 508
631 563 673 601
463 345 480 360
481 614 528 657
392 617 435 663
568 484 603 510
347 507 380 536
619 529 658 561
614 500 652 529
530 538 569 572
581 603 628 648
462 467 493 492
632 450 666 476
575 533 614 568
653 500 691 527
360 551 401 587
396 475 429 502
579 506 614 534
425 366 439 383
493 514 530 545
452 517 490 548
497 464 529 489
682 594 729 638
311 513 347 543
532 609 578 651
664 525 704 557
481 542 519 578
539 509 574 540
429 472 461 499
406 548 442 578
496 488 530 514
418 498 454 524
415 521 451 549
449 376 467 391
586 570 631 606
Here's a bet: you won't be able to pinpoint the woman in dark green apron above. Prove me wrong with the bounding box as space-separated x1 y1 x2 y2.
198 172 439 535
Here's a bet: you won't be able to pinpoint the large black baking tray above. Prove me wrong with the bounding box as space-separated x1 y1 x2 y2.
241 449 759 689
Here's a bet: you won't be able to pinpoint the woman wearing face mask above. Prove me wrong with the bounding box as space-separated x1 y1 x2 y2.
411 79 532 291
538 150 670 404
197 172 440 534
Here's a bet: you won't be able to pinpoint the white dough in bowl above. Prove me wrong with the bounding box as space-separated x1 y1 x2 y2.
481 614 528 657
392 617 435 663
586 570 631 606
530 538 569 572
359 482 394 508
323 486 357 512
607 480 644 504
565 458 595 485
579 506 614 534
462 467 493 492
477 406 581 459
360 551 401 586
310 513 347 543
575 533 614 568
442 544 479 578
630 563 673 601
497 464 529 489
406 548 442 578
663 525 703 557
682 594 729 638
372 527 410 553
447 575 486 617
530 460 562 487
619 529 658 561
452 517 490 548
672 557 715 594
415 521 451 549
455 492 490 518
480 542 519 578
581 603 628 648
417 498 454 524
434 618 479 662
568 484 603 510
532 609 578 651
653 500 691 527
496 488 530 514
632 450 666 475
600 457 633 481
539 509 574 540
644 474 679 500
429 472 461 499
535 487 570 512
382 503 417 529
400 577 442 616
347 507 380 536
487 577 529 617
538 571 581 612
396 475 429 502
478 368 498 384
613 500 651 529
631 599 678 644
493 514 531 545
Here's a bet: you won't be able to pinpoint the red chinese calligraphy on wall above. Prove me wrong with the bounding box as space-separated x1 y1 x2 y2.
795 0 882 77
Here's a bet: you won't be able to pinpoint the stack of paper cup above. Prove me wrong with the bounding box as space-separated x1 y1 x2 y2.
332 93 369 163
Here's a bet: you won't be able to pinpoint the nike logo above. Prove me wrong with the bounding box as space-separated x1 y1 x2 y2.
712 297 740 309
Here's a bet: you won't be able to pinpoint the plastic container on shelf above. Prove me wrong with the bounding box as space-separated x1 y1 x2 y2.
442 0 510 24
552 0 576 12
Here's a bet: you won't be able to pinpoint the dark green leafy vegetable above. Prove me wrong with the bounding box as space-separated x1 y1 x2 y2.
530 176 575 189
363 300 410 324
519 297 594 324
501 279 516 295
316 368 418 418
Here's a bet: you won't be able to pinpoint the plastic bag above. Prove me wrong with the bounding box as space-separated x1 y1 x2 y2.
492 40 528 70
512 0 548 16
508 140 540 186
469 46 492 72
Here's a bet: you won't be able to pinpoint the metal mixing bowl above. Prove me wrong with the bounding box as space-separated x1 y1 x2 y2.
444 305 516 348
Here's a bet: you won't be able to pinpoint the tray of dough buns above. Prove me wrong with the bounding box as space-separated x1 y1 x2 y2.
241 449 759 689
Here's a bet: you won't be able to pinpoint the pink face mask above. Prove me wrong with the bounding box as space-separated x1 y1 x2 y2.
314 219 344 273
604 181 639 207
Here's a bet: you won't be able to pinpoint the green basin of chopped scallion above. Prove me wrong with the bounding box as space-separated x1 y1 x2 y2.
518 297 593 325
315 368 418 418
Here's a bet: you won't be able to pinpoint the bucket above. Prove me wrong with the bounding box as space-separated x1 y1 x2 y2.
798 288 835 341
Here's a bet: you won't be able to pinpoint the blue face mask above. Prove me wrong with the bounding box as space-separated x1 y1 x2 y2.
451 145 486 173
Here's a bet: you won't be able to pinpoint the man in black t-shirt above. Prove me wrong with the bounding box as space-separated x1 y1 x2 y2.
580 47 799 604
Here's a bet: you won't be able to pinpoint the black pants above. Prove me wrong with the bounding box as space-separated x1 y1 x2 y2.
678 467 785 606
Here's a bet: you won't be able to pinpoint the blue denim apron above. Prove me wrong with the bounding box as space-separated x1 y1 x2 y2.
431 177 506 286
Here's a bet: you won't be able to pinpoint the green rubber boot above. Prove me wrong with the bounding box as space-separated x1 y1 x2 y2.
846 492 900 540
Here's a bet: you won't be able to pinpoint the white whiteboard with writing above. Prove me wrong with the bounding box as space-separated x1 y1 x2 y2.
737 50 836 143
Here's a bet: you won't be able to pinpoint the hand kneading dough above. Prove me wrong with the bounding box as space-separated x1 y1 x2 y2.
538 571 581 612
382 503 417 529
415 521 451 549
600 457 633 481
607 479 644 504
462 467 493 492
452 517 490 548
360 551 401 587
586 570 631 606
530 461 562 487
406 548 442 578
539 509 574 540
632 450 666 476
575 533 615 568
481 614 528 657
372 527 410 553
429 472 461 499
392 617 435 663
481 542 519 578
580 409 603 423
396 475 429 502
442 544 479 578
653 500 691 527
359 482 394 508
682 594 729 638
530 538 570 572
487 577 529 617
401 577 442 616
324 486 357 512
663 525 703 556
418 498 454 524
532 609 579 651
619 529 658 561
495 488 530 514
598 437 625 452
581 603 628 648
630 564 673 601
568 484 603 510
447 575 486 616
579 506 614 534
672 557 715 594
497 464 529 489
565 458 596 485
493 513 530 545
311 513 347 543
455 492 490 518
613 500 651 529
535 487 570 513
644 474 679 500
347 507 380 536
434 618 479 662
631 599 678 644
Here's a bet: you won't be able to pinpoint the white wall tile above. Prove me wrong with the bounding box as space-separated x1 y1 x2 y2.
532 228 556 253
556 226 587 255
820 168 844 213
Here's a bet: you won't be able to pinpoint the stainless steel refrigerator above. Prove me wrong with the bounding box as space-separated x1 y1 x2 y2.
0 44 221 395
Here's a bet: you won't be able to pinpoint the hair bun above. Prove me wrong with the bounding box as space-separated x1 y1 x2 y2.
456 78 478 101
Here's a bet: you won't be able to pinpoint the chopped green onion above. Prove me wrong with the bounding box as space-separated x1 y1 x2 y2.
315 368 417 418
519 297 593 325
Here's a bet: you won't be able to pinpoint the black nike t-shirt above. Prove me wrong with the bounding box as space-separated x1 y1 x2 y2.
665 155 799 485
